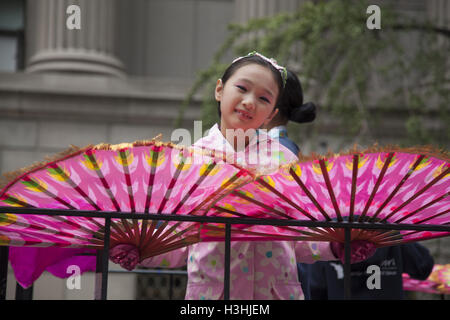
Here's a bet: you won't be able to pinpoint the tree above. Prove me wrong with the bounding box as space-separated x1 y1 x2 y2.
177 0 449 150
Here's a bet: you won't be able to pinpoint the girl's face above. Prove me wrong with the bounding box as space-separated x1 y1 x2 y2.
215 63 279 135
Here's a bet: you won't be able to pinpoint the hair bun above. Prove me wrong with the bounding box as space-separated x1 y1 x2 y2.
289 102 316 123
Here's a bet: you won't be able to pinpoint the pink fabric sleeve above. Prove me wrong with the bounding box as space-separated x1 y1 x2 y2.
295 241 337 264
9 247 96 289
139 246 189 268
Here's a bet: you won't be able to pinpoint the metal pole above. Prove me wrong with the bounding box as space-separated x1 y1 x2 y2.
0 246 9 300
95 217 111 300
224 223 231 300
169 274 173 300
94 250 103 300
101 217 111 300
15 283 33 300
1 206 449 233
344 227 351 300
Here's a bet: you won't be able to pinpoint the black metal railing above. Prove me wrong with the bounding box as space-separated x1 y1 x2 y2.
0 206 449 300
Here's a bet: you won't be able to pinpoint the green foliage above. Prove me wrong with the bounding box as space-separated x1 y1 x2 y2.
178 0 449 149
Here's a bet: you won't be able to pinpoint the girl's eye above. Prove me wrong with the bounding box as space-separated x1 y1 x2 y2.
260 97 270 103
236 85 247 92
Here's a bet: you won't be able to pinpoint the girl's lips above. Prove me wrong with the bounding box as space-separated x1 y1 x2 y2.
235 109 253 120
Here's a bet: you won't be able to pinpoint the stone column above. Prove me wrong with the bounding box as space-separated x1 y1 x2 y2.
25 0 125 77
427 0 450 46
233 0 306 69
427 0 449 27
234 0 305 23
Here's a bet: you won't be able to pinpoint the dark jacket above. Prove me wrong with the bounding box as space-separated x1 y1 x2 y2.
309 243 434 300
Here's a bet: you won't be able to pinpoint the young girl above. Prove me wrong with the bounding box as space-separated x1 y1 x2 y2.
111 52 375 300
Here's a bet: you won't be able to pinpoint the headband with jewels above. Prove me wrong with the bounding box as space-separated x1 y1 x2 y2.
232 51 288 88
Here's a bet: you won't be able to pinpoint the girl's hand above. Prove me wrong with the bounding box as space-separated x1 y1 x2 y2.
109 244 140 271
330 240 377 264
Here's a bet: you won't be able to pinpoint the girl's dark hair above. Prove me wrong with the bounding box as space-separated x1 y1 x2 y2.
277 70 316 123
217 55 285 117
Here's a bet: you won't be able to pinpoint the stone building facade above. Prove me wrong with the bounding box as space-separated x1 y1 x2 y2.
0 0 448 299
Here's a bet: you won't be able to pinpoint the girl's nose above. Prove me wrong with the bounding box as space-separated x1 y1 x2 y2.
242 95 256 110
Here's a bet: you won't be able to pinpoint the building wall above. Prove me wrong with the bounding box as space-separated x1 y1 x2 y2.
117 0 234 78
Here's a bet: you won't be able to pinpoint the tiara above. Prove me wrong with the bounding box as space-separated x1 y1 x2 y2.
232 51 287 87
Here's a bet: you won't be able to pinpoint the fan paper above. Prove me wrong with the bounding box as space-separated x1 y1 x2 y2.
0 141 253 260
207 148 450 246
403 264 450 294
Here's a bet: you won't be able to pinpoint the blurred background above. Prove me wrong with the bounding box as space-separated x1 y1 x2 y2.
0 0 448 299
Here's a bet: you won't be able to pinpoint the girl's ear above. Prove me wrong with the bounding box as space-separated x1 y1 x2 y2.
263 108 279 126
215 79 223 102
